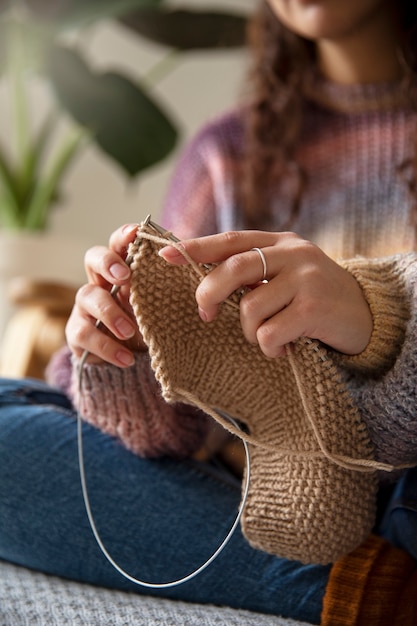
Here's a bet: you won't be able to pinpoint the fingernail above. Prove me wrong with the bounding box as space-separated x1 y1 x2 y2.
115 318 135 338
159 244 186 262
198 306 208 322
122 223 139 235
110 263 130 280
116 350 135 367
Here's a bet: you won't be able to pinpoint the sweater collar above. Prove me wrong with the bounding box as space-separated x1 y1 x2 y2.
302 71 408 113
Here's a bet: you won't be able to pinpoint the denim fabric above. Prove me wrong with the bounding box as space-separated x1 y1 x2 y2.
0 378 330 624
378 466 417 560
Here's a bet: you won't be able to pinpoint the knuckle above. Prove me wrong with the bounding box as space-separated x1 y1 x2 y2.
299 293 318 318
70 322 91 348
280 230 299 240
293 288 320 321
282 234 318 258
195 279 213 308
76 283 94 302
297 240 322 263
223 230 243 246
95 334 114 356
95 298 114 322
256 324 280 358
240 291 261 318
224 252 248 277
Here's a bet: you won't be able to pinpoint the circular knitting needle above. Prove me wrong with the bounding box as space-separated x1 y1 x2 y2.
77 368 251 588
77 216 252 588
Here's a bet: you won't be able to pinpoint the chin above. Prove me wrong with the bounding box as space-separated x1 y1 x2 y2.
267 0 394 43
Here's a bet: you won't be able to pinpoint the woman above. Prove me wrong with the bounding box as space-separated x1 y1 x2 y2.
1 1 417 624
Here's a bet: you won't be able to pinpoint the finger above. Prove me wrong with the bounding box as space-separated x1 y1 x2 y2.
67 309 135 367
239 278 295 344
75 284 137 342
84 223 139 286
108 223 140 256
195 247 278 321
159 230 281 266
255 300 310 358
84 245 132 288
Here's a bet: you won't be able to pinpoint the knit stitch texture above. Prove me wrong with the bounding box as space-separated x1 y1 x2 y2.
127 226 379 565
73 351 208 459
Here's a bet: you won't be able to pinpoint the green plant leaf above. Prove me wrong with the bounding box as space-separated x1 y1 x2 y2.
24 126 86 229
0 188 23 228
120 8 248 50
0 141 26 228
1 14 56 76
22 0 164 29
0 140 22 209
45 44 179 176
17 110 58 206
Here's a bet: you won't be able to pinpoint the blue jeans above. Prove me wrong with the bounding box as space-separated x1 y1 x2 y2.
0 378 330 624
378 466 417 560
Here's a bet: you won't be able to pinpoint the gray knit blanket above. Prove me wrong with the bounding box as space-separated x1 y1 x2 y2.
0 561 311 626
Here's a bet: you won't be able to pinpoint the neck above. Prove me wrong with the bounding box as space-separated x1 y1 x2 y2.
317 10 402 84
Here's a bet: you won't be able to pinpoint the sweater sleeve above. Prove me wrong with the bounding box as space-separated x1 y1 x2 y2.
338 255 412 375
50 349 208 459
337 253 417 469
74 352 209 458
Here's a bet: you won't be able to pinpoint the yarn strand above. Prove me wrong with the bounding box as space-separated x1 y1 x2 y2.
134 226 414 474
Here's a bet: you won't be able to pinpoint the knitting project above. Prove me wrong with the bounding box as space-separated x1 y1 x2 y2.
128 223 379 565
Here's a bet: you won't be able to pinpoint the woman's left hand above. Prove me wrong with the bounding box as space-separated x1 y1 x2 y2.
159 230 373 358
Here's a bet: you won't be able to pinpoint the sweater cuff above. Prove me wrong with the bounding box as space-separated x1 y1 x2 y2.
321 535 417 626
72 352 208 458
338 257 410 375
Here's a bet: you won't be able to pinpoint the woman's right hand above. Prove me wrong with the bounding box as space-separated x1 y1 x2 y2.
66 223 146 366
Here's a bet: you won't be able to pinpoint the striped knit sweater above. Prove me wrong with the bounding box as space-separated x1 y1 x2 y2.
48 76 417 471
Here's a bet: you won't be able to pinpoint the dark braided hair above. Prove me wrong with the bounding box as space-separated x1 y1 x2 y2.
241 0 417 229
397 2 417 226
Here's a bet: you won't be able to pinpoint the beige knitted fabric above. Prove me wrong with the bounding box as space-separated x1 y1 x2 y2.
128 223 379 565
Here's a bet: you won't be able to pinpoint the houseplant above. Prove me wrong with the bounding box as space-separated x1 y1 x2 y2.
0 0 247 337
0 0 247 231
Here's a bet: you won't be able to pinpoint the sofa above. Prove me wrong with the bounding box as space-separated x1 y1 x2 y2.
0 560 312 626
